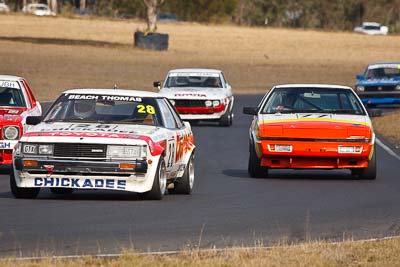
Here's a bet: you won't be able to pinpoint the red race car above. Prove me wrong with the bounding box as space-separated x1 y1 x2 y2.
0 76 42 165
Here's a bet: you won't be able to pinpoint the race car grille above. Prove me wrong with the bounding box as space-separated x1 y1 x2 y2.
365 85 396 91
53 143 107 158
174 99 206 107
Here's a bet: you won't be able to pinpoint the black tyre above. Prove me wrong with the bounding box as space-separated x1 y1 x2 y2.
10 167 40 199
169 154 194 194
248 142 268 178
139 157 167 200
219 110 233 127
50 188 74 195
351 148 377 180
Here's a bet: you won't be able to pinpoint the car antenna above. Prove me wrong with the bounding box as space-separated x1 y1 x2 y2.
113 84 118 90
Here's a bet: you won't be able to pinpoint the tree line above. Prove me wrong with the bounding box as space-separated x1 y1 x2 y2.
7 0 400 32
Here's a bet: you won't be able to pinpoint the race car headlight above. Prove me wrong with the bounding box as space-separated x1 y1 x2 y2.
38 144 53 155
213 100 220 107
396 85 400 90
3 126 20 140
356 86 365 92
107 145 145 159
205 100 212 107
338 146 363 154
268 144 292 152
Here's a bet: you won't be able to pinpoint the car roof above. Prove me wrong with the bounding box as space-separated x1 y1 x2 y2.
368 62 400 66
63 89 162 98
168 68 222 74
273 84 352 90
0 75 24 81
362 22 381 26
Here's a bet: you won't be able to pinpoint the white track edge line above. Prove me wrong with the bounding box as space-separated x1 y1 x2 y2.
11 235 400 261
376 138 400 161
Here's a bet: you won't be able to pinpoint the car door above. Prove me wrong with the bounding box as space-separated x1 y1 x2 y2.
157 98 192 177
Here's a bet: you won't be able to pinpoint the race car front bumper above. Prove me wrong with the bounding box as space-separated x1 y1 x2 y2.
13 156 160 193
357 91 400 105
257 140 374 169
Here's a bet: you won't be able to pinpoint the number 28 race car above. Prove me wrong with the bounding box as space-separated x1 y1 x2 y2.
243 84 376 180
11 89 195 200
155 68 234 126
0 75 42 165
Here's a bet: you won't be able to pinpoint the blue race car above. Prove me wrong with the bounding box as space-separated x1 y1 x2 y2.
355 62 400 106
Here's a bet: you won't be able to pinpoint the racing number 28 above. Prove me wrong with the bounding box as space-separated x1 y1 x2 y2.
166 139 176 168
137 105 155 114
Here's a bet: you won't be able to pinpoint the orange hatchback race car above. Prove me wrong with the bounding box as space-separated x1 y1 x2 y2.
243 84 376 179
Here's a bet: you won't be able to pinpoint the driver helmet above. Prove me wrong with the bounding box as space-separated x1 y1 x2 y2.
74 100 96 118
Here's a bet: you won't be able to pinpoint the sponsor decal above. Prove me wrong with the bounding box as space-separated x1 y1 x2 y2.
67 94 142 102
174 93 207 97
368 64 400 70
34 177 127 189
169 73 220 77
260 117 371 127
0 141 11 149
33 124 157 135
0 81 20 89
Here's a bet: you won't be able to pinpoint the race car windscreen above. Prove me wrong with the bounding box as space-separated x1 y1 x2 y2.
165 73 222 88
0 86 26 107
43 94 162 126
365 66 400 79
261 88 366 115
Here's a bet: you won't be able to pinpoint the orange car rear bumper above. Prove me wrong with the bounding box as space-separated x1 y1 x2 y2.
258 141 373 169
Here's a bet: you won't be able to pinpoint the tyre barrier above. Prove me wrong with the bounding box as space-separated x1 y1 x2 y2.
134 31 169 51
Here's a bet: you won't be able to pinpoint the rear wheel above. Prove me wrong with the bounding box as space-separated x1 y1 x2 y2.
248 142 268 178
10 168 40 199
139 158 167 200
50 188 74 195
351 149 377 180
169 154 194 194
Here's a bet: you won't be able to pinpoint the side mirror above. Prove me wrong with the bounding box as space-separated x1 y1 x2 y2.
243 107 258 115
153 81 161 90
26 116 42 125
356 74 365 80
183 121 191 128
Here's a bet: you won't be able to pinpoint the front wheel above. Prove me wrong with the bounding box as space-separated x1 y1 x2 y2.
219 110 233 127
169 154 194 194
10 168 40 199
139 157 167 200
248 142 268 178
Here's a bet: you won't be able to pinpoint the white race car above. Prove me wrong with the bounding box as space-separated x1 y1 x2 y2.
354 22 388 35
11 89 195 200
155 68 234 126
0 75 42 166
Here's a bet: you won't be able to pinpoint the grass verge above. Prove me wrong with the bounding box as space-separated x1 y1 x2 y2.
1 237 400 267
1 14 400 100
372 110 400 150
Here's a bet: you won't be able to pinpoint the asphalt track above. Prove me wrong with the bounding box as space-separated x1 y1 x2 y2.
1 95 400 257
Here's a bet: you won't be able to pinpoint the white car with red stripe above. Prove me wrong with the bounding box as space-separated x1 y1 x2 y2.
11 89 195 200
0 75 42 165
155 68 234 126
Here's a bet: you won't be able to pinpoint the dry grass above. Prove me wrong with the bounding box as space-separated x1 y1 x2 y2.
2 238 400 267
373 111 400 149
0 14 400 100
